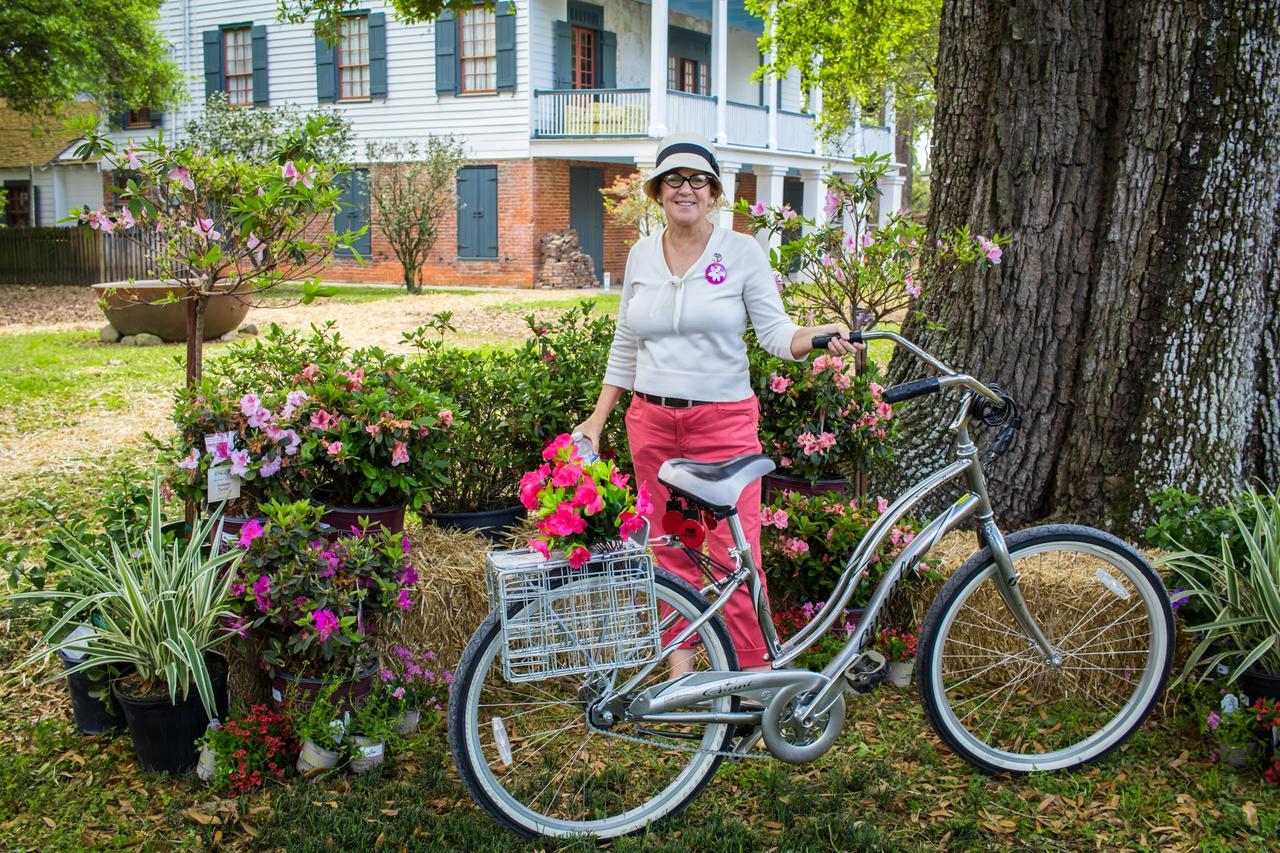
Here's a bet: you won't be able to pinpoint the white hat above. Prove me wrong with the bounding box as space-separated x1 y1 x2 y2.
643 133 722 202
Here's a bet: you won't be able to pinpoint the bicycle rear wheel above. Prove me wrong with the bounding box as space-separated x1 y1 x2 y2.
919 525 1174 773
448 567 738 839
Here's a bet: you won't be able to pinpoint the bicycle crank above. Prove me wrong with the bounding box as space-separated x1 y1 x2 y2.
760 682 846 764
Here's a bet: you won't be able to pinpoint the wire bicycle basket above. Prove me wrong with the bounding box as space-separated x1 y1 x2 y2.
485 530 660 683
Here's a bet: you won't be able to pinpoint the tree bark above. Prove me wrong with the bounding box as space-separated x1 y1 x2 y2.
185 291 208 390
880 0 1280 533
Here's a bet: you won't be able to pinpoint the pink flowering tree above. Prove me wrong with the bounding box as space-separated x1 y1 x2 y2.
64 113 363 389
739 154 1004 337
521 434 650 568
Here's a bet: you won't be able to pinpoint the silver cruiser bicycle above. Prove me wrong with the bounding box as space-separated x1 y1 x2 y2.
448 330 1176 840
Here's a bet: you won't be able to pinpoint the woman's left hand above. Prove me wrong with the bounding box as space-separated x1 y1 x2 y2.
793 323 865 358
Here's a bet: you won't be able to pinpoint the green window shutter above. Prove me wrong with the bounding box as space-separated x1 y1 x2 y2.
456 167 474 257
315 35 337 103
435 12 456 95
252 25 269 106
109 111 127 129
479 167 498 258
496 4 516 92
203 30 224 99
335 169 371 257
600 30 617 89
32 186 41 226
369 13 388 97
553 20 572 89
149 109 164 127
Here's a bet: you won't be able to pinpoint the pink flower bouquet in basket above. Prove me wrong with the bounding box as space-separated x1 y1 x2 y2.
521 434 654 568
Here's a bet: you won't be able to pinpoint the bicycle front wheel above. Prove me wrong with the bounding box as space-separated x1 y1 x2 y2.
919 524 1174 773
448 567 738 839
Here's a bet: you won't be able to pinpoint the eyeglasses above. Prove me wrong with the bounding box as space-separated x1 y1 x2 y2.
660 172 714 191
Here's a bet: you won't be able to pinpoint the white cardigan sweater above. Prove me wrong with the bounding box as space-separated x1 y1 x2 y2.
603 225 802 402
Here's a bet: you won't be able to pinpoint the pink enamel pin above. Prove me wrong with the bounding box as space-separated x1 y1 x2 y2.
704 252 727 285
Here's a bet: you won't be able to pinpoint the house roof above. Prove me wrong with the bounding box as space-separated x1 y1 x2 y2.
0 99 95 169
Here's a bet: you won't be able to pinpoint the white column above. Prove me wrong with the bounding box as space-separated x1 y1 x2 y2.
713 0 729 144
764 2 778 150
877 173 906 226
810 56 824 158
717 160 740 230
52 167 66 223
648 0 669 137
755 164 787 250
799 168 825 232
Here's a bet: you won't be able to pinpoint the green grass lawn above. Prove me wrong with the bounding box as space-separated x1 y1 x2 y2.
264 283 486 303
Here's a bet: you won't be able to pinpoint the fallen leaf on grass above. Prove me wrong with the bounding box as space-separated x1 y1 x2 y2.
381 809 400 816
1169 750 1189 769
41 817 56 830
312 800 339 809
184 809 219 826
1242 802 1257 828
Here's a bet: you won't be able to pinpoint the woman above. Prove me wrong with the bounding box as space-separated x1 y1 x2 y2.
574 134 861 673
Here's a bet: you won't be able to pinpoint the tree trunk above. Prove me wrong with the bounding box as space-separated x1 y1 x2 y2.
880 0 1280 533
185 291 208 390
894 108 915 214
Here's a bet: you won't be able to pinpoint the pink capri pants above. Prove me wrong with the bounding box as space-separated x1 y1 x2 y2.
625 393 772 669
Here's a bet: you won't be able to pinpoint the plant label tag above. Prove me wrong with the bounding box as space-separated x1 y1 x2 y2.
271 688 282 703
204 431 237 463
207 465 241 503
360 743 384 759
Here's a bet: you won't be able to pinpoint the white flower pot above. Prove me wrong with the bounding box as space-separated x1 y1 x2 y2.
196 745 217 783
349 736 386 774
395 707 421 736
296 739 343 779
1219 739 1259 769
887 660 914 688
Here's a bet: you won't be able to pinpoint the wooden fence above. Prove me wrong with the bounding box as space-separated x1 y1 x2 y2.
0 226 162 285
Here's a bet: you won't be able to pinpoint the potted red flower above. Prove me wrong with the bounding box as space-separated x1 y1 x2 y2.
875 627 919 688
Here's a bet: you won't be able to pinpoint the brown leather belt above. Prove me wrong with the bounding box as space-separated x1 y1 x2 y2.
637 392 713 409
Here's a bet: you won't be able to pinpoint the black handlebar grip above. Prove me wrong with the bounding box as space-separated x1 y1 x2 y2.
811 331 864 350
883 377 941 404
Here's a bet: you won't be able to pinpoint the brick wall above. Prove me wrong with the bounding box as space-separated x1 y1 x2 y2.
732 172 757 235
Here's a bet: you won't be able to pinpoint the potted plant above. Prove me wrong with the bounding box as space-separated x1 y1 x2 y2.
226 499 415 708
1203 691 1264 768
876 628 919 688
292 679 349 780
760 491 930 609
4 481 240 773
521 433 650 565
347 683 397 774
195 704 298 792
1162 487 1280 697
381 645 454 735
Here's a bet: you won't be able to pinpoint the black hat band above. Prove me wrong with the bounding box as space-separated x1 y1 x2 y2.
655 142 720 176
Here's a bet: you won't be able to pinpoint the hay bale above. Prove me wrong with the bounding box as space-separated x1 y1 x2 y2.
378 522 493 673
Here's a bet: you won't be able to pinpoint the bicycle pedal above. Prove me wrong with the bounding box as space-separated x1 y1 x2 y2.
844 650 888 695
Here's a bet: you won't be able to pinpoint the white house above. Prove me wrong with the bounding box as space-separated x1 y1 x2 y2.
74 0 900 286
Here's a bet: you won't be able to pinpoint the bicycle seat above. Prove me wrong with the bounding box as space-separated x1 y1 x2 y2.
658 454 776 513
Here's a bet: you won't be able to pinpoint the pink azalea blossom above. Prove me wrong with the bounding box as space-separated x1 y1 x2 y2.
749 201 767 216
312 608 339 641
168 166 194 191
905 273 921 298
567 545 592 570
177 447 200 470
821 252 835 267
437 409 453 427
619 510 646 537
876 496 890 514
340 367 365 390
239 393 261 416
327 441 343 457
391 440 409 467
529 539 551 559
94 211 116 234
192 218 222 242
769 373 792 394
551 462 584 488
843 232 858 253
229 449 251 477
300 164 316 189
125 147 142 170
869 382 884 398
572 481 603 514
280 429 302 455
542 433 573 460
117 207 136 230
537 504 588 537
519 466 549 510
780 537 810 558
978 235 1002 264
861 231 874 249
782 206 797 221
259 454 282 477
246 232 262 251
398 565 418 585
286 390 308 409
397 588 413 609
823 191 840 216
780 456 793 468
301 363 322 382
609 468 630 488
253 575 273 612
247 407 272 429
636 481 654 516
760 507 789 529
256 185 266 197
281 161 299 185
310 410 339 430
238 519 266 548
392 686 406 700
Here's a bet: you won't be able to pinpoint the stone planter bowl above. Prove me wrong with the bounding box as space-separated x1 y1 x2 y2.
93 279 250 342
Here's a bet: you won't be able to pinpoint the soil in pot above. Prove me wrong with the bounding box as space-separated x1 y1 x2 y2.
113 656 229 774
59 651 128 736
421 503 526 542
320 504 406 535
269 665 377 715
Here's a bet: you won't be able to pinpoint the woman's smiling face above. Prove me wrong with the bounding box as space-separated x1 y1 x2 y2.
659 168 717 227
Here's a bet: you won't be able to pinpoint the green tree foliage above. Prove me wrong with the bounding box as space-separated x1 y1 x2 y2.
278 0 504 43
749 0 940 141
184 93 356 167
0 0 183 117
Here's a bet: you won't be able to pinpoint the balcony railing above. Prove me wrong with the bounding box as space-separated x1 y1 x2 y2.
667 91 717 140
726 101 768 148
777 109 816 153
531 88 649 137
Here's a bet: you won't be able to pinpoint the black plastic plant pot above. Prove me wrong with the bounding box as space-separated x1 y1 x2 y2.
59 651 128 736
1240 666 1280 701
112 658 229 774
421 504 527 542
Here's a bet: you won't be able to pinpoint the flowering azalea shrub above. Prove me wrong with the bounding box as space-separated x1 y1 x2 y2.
227 500 415 673
380 646 453 714
761 490 929 609
167 324 454 513
875 628 918 663
772 601 862 670
751 345 897 483
199 705 299 794
739 153 1004 333
521 434 652 568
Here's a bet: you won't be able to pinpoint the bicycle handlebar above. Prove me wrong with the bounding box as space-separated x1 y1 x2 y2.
882 377 940 404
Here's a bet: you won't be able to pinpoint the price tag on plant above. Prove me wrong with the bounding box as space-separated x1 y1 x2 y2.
207 465 241 503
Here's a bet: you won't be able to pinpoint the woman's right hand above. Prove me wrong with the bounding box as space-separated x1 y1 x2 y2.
572 419 603 453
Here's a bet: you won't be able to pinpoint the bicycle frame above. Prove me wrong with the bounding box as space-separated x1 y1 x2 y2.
602 331 1061 731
